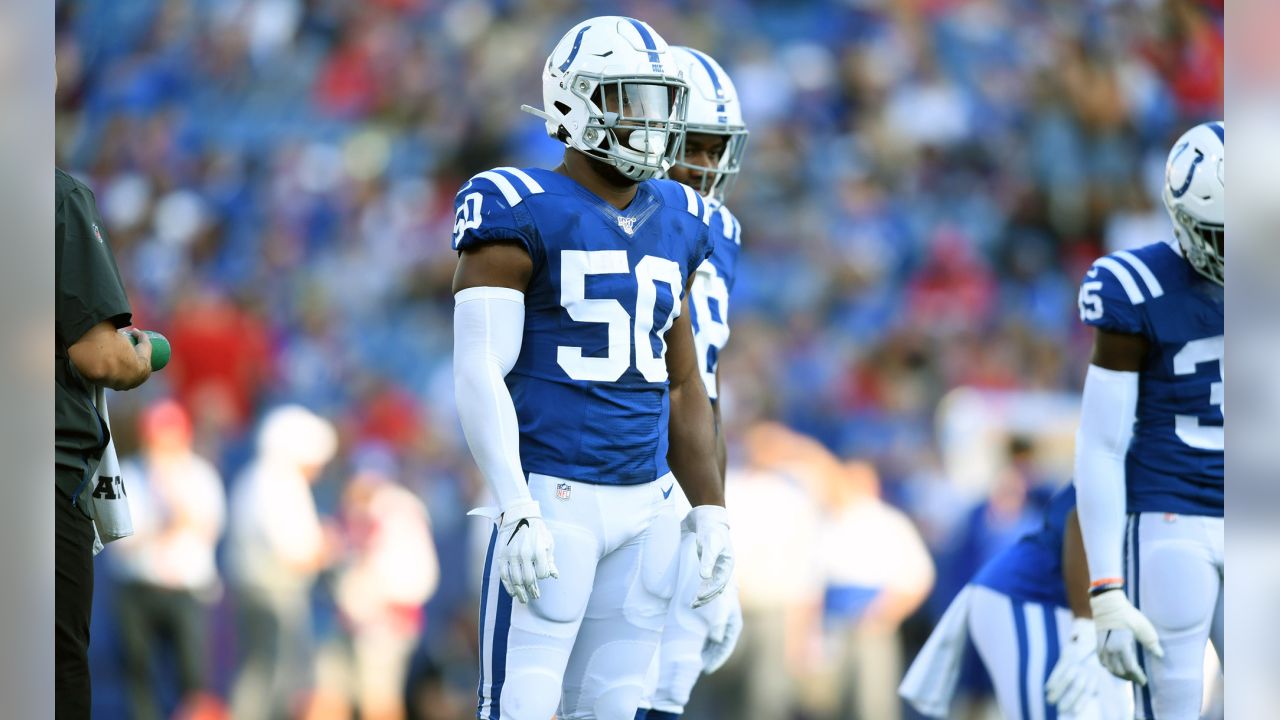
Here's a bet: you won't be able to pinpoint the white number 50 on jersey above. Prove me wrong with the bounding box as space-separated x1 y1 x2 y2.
1174 335 1224 450
557 250 683 383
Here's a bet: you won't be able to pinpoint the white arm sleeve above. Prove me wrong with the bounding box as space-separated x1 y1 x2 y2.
1073 364 1138 584
453 286 530 511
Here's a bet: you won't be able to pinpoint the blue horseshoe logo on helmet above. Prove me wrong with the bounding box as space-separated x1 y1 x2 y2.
558 26 591 73
1170 142 1205 199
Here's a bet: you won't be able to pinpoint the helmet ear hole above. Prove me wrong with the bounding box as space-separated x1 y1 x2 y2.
552 101 574 143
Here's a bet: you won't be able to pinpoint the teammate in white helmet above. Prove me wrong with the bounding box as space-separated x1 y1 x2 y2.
1073 121 1224 719
636 45 749 720
451 17 733 720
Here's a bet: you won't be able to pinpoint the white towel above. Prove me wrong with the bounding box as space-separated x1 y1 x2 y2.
76 385 134 555
898 585 974 718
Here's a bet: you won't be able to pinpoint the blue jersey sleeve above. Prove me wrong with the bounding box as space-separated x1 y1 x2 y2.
713 204 743 293
692 222 713 279
451 169 545 269
1078 256 1148 335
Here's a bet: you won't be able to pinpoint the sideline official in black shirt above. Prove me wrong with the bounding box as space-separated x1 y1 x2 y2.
55 168 153 719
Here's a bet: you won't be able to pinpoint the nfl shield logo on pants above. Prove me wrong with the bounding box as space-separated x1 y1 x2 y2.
556 482 572 501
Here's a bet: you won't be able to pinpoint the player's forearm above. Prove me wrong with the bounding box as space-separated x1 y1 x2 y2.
669 378 725 507
453 288 532 510
713 399 727 483
1073 364 1138 586
1062 509 1092 618
68 322 150 390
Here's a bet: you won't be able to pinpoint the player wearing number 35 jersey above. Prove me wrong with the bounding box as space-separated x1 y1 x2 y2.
1073 121 1224 720
451 16 733 720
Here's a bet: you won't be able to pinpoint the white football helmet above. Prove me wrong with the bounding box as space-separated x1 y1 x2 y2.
668 46 748 202
1163 121 1224 285
522 17 688 182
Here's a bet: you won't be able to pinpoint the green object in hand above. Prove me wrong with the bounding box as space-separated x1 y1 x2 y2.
129 330 171 371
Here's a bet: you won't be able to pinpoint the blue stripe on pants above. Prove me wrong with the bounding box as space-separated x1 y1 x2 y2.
490 587 513 718
477 529 496 717
1013 599 1031 720
1130 514 1156 718
1042 604 1060 720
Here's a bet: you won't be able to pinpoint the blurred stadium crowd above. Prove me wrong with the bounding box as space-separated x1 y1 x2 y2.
55 0 1222 718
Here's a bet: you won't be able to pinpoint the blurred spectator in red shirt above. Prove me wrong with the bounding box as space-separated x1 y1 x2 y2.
165 289 273 443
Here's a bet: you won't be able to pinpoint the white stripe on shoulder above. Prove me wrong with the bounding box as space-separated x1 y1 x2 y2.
468 171 522 206
681 183 700 216
471 170 523 206
730 212 742 245
700 196 712 225
718 205 734 239
495 167 545 196
1093 257 1146 304
1113 251 1164 299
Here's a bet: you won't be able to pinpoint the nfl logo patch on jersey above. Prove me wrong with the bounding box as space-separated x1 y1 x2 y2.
556 482 572 501
617 215 637 235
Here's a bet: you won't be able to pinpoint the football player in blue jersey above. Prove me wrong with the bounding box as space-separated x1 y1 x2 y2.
1073 121 1224 720
636 45 749 720
450 17 733 720
901 485 1130 720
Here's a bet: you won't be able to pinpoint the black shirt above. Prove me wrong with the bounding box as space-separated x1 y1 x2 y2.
55 168 132 499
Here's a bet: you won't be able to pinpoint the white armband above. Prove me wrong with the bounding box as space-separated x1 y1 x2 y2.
453 287 530 511
1073 364 1138 586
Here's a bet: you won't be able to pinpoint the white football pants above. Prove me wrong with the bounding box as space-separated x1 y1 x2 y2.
1124 512 1224 720
968 585 1130 720
639 525 719 714
477 473 680 720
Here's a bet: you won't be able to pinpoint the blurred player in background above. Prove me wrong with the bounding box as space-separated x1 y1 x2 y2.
637 44 748 720
112 400 226 720
451 16 731 720
331 459 440 720
815 460 934 720
901 484 1130 720
225 405 340 720
1073 121 1224 719
748 424 932 720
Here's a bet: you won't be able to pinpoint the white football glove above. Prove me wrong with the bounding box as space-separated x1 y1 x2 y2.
682 505 734 609
494 500 559 604
701 586 743 673
1090 588 1164 685
1045 617 1100 715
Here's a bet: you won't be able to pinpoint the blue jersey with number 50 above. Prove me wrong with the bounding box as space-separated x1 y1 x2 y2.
453 166 713 485
1078 241 1224 517
688 198 742 401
